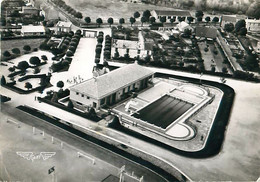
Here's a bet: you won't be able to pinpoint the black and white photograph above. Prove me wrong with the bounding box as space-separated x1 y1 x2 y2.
0 0 260 181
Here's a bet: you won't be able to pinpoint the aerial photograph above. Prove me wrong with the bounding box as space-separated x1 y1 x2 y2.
0 0 260 181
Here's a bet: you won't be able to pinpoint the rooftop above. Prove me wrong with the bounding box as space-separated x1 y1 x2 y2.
21 25 45 33
56 21 72 27
70 63 154 99
195 26 217 39
153 10 191 17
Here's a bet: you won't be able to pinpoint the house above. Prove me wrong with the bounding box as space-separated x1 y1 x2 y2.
176 21 193 32
195 26 217 39
151 10 191 21
21 25 45 36
55 21 72 34
246 19 260 32
69 63 154 111
220 15 247 28
40 5 60 20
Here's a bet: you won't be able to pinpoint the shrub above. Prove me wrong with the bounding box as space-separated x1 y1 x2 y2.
24 82 32 90
1 76 6 85
41 55 48 61
66 50 74 57
57 81 64 88
8 67 15 72
68 100 74 108
34 67 40 74
12 48 20 55
23 45 31 52
29 56 41 66
33 48 38 52
3 51 11 57
17 61 29 71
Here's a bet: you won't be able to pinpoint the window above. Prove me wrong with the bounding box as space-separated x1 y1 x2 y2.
100 98 105 105
76 92 79 95
76 102 83 105
93 102 97 108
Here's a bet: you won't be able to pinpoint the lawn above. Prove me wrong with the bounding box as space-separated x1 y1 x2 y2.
1 38 46 57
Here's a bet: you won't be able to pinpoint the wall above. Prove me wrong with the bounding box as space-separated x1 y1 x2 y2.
70 90 99 110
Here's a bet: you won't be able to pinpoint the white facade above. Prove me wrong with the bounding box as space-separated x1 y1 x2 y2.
246 19 260 32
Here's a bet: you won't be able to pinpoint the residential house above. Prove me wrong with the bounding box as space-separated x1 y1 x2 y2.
19 6 40 17
21 25 45 36
55 21 72 34
176 21 193 32
69 63 154 111
220 15 247 28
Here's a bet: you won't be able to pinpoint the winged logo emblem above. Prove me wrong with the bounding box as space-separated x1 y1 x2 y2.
16 152 56 162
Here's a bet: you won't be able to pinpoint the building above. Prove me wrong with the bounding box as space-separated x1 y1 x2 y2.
21 25 45 36
176 21 193 32
69 63 154 111
19 6 40 17
246 19 260 32
195 26 217 39
55 21 72 34
151 10 191 21
220 15 247 28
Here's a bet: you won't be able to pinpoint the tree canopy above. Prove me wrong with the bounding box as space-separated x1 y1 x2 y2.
107 17 114 27
134 11 140 19
224 23 235 32
17 61 29 71
12 48 20 55
29 56 41 66
96 18 103 27
129 17 136 26
84 17 91 24
119 18 125 25
57 81 64 88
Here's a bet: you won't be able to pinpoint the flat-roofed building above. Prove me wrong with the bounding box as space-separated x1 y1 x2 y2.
246 19 260 32
21 25 45 36
151 10 191 21
69 63 154 111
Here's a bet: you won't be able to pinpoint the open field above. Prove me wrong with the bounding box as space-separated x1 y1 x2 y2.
1 38 46 57
64 0 179 21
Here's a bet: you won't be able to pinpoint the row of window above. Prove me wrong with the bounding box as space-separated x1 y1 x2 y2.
76 92 90 99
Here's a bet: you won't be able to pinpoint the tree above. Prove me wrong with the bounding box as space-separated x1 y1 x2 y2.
107 17 114 27
187 16 194 24
75 12 83 19
141 17 146 26
103 61 109 67
3 51 11 57
239 27 247 36
183 29 192 37
56 81 64 88
68 100 74 108
197 17 202 22
1 76 6 85
143 10 151 20
244 54 258 71
23 45 31 52
119 18 125 25
96 18 103 27
149 16 156 24
160 16 166 24
29 56 41 66
51 92 58 102
17 61 29 71
170 17 176 25
8 67 15 72
205 16 211 24
222 67 228 74
12 48 20 55
129 17 136 27
25 82 32 90
212 17 219 24
224 23 234 32
134 11 140 19
66 50 74 57
41 55 48 61
84 17 91 25
235 19 246 33
95 48 102 55
195 10 204 19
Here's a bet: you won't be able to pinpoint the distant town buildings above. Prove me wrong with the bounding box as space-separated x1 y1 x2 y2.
21 25 45 36
220 15 247 28
19 6 40 17
69 63 154 111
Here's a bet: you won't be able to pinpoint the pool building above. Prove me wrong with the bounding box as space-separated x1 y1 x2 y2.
69 63 154 111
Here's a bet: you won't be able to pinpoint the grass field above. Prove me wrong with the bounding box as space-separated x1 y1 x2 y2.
1 38 45 56
64 0 179 21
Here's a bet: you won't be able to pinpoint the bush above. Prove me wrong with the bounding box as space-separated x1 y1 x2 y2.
17 61 29 71
34 67 40 74
8 67 15 72
23 45 31 52
66 50 74 57
3 51 11 57
29 56 41 66
68 100 74 108
25 82 32 90
1 76 7 85
33 48 38 52
12 48 21 55
41 55 48 61
57 81 64 88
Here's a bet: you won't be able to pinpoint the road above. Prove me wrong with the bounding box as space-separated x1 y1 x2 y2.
0 105 167 182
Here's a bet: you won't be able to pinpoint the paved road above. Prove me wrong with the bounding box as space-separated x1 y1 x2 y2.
0 105 167 182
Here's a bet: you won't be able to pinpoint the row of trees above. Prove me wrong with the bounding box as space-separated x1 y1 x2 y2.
224 20 247 36
52 0 83 19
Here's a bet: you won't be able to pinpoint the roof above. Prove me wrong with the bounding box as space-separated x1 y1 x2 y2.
21 25 45 33
56 21 72 27
246 19 260 23
70 63 154 99
195 26 217 39
154 10 191 17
